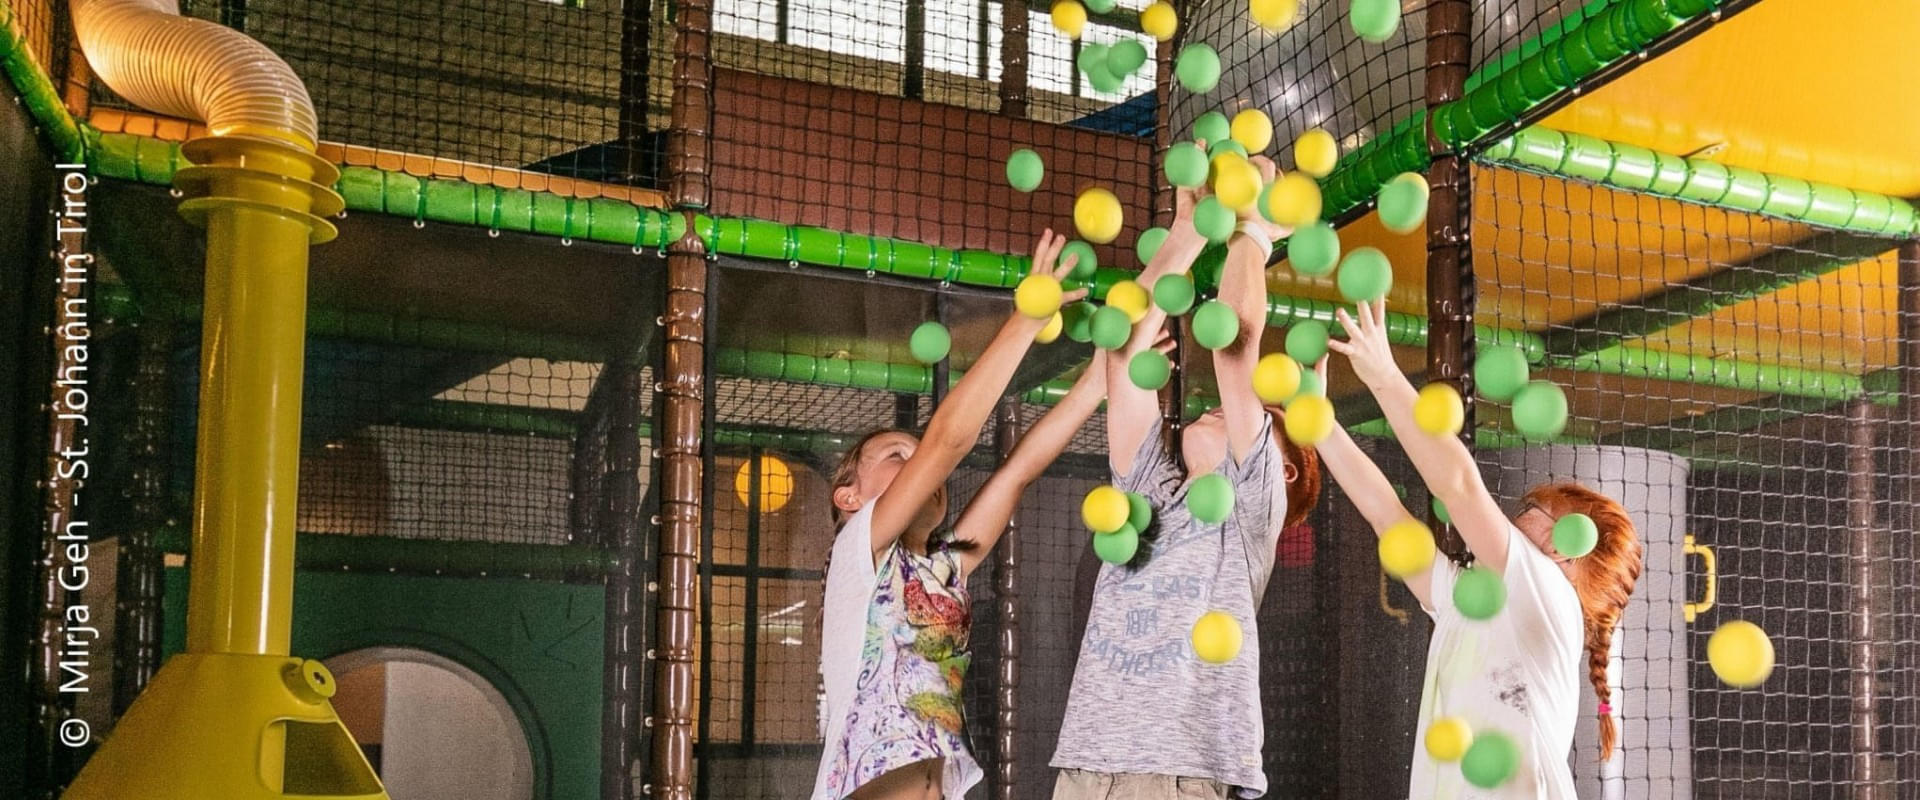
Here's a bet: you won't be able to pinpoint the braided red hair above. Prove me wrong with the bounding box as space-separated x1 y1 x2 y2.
1523 482 1643 762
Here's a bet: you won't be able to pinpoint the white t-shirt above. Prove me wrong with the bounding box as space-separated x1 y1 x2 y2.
1407 524 1584 800
816 502 879 763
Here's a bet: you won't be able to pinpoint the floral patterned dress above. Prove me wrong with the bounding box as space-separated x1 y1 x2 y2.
817 538 981 799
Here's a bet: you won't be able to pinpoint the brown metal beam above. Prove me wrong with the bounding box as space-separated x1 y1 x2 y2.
1424 0 1472 559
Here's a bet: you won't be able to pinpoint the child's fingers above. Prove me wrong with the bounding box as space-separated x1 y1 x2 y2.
1031 229 1059 274
1055 252 1081 281
1325 338 1356 356
1249 155 1278 183
1334 308 1366 342
1373 297 1389 329
1061 287 1090 304
1314 355 1330 379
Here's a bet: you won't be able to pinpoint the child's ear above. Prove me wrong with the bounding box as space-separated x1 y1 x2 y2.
1283 462 1300 484
833 485 864 514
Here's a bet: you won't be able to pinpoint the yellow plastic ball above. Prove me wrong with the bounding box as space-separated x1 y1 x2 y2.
1208 150 1247 186
1075 187 1124 244
1414 382 1465 436
1036 310 1065 343
1248 0 1300 31
1015 274 1064 319
1082 485 1132 534
1283 393 1334 445
1106 279 1150 323
1379 519 1437 578
1140 1 1179 41
1212 157 1262 211
1230 108 1274 153
1253 353 1303 404
1052 0 1088 39
1265 173 1323 227
1425 717 1474 762
1708 620 1776 688
1190 610 1243 664
1294 128 1338 178
734 454 794 513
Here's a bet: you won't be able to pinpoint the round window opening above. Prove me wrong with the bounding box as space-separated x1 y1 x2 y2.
326 647 535 800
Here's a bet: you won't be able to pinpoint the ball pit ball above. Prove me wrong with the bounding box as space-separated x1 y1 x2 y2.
1051 0 1088 38
909 321 951 364
1060 239 1099 281
1708 620 1776 688
1253 353 1303 404
1075 41 1110 76
1105 279 1151 323
1208 139 1250 163
1193 197 1236 243
1126 491 1153 531
1432 495 1451 525
1461 731 1519 789
1062 301 1096 343
1108 39 1149 76
1230 108 1274 153
1165 142 1210 188
1153 273 1196 315
1474 345 1530 402
1136 227 1171 266
1175 43 1222 93
1294 128 1338 178
1085 58 1125 94
1453 565 1507 621
1139 1 1179 41
1283 393 1335 445
1193 111 1231 145
1006 148 1044 192
1552 512 1599 559
1378 172 1431 234
1190 610 1243 664
1425 717 1474 763
1082 485 1132 533
1014 274 1063 319
1090 305 1134 350
1248 0 1300 31
1288 221 1341 276
1413 382 1465 436
1264 173 1323 227
1187 473 1234 523
1212 157 1263 211
1379 519 1437 578
1286 320 1330 365
734 455 794 513
1093 524 1140 564
1129 349 1173 390
1075 187 1125 244
1295 369 1324 398
1349 0 1402 43
1035 311 1065 343
1191 300 1240 350
1337 246 1393 303
1511 380 1569 441
1083 0 1116 14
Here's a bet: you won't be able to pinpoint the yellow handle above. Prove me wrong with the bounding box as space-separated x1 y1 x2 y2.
1380 568 1411 626
1683 534 1717 623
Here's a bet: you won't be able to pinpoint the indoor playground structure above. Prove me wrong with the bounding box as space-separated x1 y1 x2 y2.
1 0 1918 797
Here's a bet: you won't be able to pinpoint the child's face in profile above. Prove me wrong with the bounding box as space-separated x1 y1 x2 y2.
834 431 948 526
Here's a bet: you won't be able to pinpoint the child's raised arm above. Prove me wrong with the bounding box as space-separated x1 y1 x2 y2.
1307 355 1431 603
1107 190 1207 475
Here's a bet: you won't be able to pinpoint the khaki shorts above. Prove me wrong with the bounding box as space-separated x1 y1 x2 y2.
1051 769 1230 800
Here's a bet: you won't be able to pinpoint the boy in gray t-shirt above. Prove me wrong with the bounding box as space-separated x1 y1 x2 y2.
1051 168 1321 799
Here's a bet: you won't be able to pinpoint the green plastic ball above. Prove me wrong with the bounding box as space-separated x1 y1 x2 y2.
1511 381 1568 441
1076 42 1110 76
1083 0 1117 13
1453 565 1507 621
1296 370 1324 397
1193 111 1231 145
1288 221 1340 276
1166 142 1210 188
1091 305 1134 350
1175 44 1221 93
1191 300 1239 350
1136 226 1170 265
1153 273 1195 315
1461 731 1520 789
1432 495 1451 525
1006 149 1044 192
1060 239 1099 281
1337 247 1393 303
1378 172 1430 234
1553 513 1599 559
1187 472 1234 523
1094 524 1140 565
1127 491 1153 531
1062 301 1096 343
1286 321 1329 365
1108 39 1148 75
1475 346 1530 402
1350 0 1402 44
1086 59 1126 94
1129 349 1172 390
909 321 950 364
1193 197 1235 243
1208 139 1248 160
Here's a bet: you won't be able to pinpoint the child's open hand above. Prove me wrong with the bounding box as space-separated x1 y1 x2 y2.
1327 300 1397 389
1030 228 1092 304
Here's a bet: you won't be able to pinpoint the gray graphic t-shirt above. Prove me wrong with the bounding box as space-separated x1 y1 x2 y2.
1051 416 1287 798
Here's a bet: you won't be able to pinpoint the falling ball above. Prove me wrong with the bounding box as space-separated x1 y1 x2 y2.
1126 491 1153 531
1193 111 1231 145
1075 187 1124 244
1136 227 1171 266
1193 197 1236 243
1552 513 1599 559
1378 172 1430 234
1083 0 1116 14
1253 353 1303 404
1006 148 1044 192
1083 485 1132 533
1191 300 1240 350
1190 610 1243 663
1264 173 1323 227
1062 301 1097 343
1153 273 1196 315
1130 349 1172 390
1060 239 1099 281
1425 717 1474 762
1432 495 1451 525
1166 142 1210 188
1015 274 1063 319
734 454 794 513
1208 139 1250 162
910 321 951 363
1106 279 1151 323
1052 0 1088 38
1475 345 1530 402
1708 620 1776 688
1337 246 1393 303
1511 381 1568 441
1140 1 1179 41
1108 39 1149 76
1091 305 1134 350
1213 157 1264 211
1413 382 1465 436
1248 0 1300 31
1349 0 1402 43
1230 108 1274 152
1288 221 1341 276
1460 731 1519 789
1076 41 1112 77
1175 44 1221 93
1453 565 1507 621
1187 472 1234 523
1294 128 1338 178
1035 311 1065 343
1283 393 1335 445
1379 519 1437 578
1094 524 1140 564
1296 370 1324 398
1286 320 1330 365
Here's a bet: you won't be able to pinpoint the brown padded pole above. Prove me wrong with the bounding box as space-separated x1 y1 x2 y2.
1424 0 1473 559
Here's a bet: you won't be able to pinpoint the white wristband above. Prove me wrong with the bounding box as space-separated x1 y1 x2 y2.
1233 224 1275 262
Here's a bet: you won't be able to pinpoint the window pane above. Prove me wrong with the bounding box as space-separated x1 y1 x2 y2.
1027 10 1074 95
924 0 981 77
714 0 778 40
791 0 907 63
987 2 1005 83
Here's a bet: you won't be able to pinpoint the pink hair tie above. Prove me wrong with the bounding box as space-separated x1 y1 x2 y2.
1597 703 1613 715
